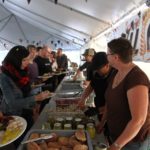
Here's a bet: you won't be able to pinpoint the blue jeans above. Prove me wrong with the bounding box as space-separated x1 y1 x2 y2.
122 136 150 150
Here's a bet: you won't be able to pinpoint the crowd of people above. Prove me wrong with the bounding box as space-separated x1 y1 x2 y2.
0 45 68 148
0 37 150 150
77 38 150 150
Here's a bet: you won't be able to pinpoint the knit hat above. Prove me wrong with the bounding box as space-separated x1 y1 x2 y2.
82 48 95 56
92 52 108 70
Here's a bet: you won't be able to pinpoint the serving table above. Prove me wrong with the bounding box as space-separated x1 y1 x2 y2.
18 77 107 150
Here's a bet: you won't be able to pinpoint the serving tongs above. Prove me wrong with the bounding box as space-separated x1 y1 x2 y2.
21 134 53 144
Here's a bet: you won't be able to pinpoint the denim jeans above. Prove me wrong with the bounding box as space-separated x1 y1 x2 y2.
122 136 150 150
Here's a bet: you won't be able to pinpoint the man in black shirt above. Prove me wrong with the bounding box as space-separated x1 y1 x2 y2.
73 48 95 86
34 46 54 111
78 52 113 118
56 48 68 83
34 45 52 76
56 48 68 71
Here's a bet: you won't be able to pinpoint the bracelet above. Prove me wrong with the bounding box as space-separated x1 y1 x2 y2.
113 142 122 149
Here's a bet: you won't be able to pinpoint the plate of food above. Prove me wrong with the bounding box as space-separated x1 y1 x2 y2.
0 116 27 147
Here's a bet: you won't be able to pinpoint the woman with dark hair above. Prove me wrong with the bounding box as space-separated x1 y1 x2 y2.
0 45 50 126
98 38 150 150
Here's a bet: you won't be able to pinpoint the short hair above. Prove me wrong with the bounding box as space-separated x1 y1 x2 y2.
51 51 57 58
57 48 63 51
27 45 36 51
107 38 133 63
36 46 42 52
3 45 29 70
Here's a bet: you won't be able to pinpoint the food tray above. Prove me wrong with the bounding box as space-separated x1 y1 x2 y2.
63 80 81 84
55 97 81 106
59 85 82 92
46 103 83 113
17 129 93 150
55 91 82 98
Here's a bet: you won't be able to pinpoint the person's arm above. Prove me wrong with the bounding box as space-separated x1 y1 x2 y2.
73 62 87 81
96 106 107 132
73 69 81 81
78 84 93 108
1 78 50 110
108 85 149 150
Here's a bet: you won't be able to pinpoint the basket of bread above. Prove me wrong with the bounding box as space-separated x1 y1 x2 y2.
18 129 93 150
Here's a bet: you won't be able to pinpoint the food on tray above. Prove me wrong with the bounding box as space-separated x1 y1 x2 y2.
69 135 81 147
43 133 58 143
47 142 61 149
27 142 41 150
75 130 86 142
39 141 48 149
73 144 88 150
27 131 88 150
55 97 81 106
58 137 69 146
55 104 81 112
29 133 40 140
48 148 60 150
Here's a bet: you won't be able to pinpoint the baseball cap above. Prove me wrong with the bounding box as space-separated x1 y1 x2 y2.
82 48 95 56
92 52 108 70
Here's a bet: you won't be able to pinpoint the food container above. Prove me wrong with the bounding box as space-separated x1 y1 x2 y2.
64 123 72 130
77 124 85 130
86 123 96 139
65 116 73 124
43 112 96 130
53 123 62 130
55 97 81 106
17 129 93 150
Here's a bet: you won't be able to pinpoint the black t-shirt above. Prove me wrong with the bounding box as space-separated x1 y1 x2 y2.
79 62 93 81
34 56 52 76
90 68 114 108
56 54 68 71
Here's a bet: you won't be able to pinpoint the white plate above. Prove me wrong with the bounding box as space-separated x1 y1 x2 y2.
0 116 27 147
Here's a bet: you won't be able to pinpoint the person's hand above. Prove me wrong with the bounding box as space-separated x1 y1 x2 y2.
72 75 77 81
35 91 51 102
107 144 121 150
83 80 90 87
96 121 105 134
77 98 86 110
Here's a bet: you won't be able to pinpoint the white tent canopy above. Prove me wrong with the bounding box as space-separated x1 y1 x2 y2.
0 0 145 51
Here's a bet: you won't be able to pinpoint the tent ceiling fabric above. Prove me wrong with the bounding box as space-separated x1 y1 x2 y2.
0 0 145 50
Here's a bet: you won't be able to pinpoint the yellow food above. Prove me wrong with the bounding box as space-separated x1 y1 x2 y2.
1 128 21 145
75 130 86 142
